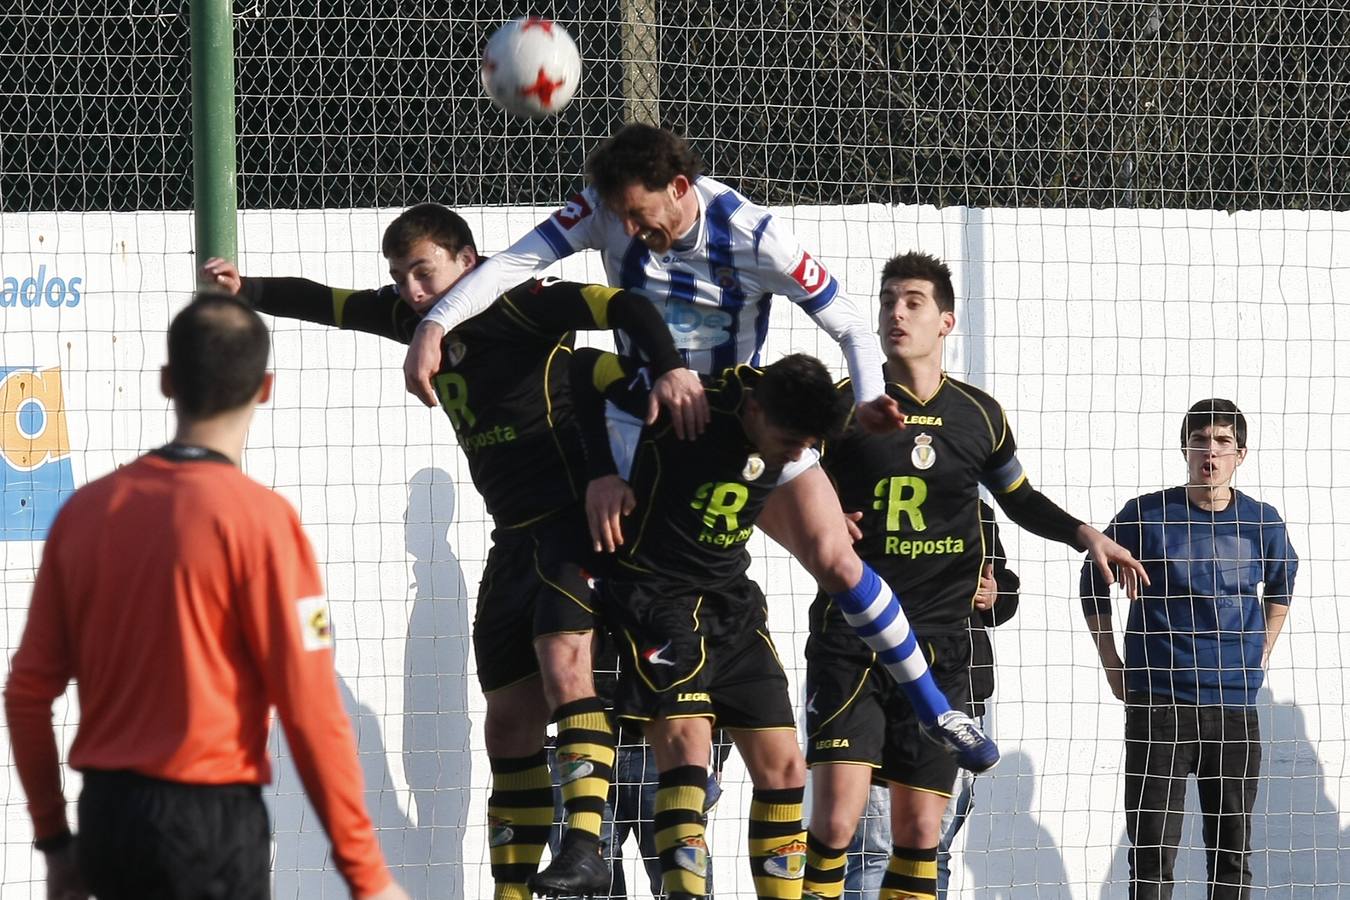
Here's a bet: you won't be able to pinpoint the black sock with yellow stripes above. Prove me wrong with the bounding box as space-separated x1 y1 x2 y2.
880 844 938 900
749 786 807 899
486 751 553 900
802 831 847 899
553 697 616 843
655 765 709 899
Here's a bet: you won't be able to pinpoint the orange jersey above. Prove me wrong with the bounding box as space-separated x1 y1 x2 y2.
4 449 390 896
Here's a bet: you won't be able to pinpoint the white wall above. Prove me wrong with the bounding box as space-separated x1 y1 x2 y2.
1 205 1346 898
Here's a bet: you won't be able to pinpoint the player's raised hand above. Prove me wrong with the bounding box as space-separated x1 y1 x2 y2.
1078 525 1150 600
586 475 635 553
973 563 998 611
855 395 906 433
649 368 708 439
404 321 445 408
200 257 243 295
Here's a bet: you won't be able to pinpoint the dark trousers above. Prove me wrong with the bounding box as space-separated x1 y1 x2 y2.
1124 703 1261 900
78 770 271 900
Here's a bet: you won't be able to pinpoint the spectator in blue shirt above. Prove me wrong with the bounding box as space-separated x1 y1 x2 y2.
1081 398 1298 900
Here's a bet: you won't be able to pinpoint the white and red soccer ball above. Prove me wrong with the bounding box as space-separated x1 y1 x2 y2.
481 17 582 119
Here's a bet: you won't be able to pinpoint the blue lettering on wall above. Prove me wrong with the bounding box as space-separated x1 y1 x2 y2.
0 266 83 309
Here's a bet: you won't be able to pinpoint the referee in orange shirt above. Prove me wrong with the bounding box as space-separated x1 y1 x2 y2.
5 294 409 900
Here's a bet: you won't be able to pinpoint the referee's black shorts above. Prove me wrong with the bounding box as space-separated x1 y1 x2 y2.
77 769 270 900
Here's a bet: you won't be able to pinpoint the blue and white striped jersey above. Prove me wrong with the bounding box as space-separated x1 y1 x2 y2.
423 176 884 401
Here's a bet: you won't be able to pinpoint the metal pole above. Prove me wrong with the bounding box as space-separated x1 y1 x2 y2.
190 0 238 270
621 0 660 125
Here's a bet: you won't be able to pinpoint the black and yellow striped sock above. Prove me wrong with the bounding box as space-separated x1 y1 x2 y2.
802 831 847 899
748 786 806 899
486 751 553 900
880 844 938 900
554 697 616 841
655 764 709 899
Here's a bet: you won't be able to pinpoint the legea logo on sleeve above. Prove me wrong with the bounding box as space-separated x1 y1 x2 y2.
1 367 75 540
0 266 83 308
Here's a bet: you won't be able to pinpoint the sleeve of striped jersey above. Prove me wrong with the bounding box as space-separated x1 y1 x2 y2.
240 276 416 343
238 504 392 897
422 188 600 333
753 216 886 402
3 511 76 842
1079 502 1137 617
1261 513 1298 605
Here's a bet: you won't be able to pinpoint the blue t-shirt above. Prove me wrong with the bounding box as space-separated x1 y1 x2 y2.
1080 487 1297 706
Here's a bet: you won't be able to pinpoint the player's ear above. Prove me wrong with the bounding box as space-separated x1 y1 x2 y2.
1235 446 1248 466
159 365 174 400
256 372 275 405
671 174 691 200
940 310 956 336
457 245 478 269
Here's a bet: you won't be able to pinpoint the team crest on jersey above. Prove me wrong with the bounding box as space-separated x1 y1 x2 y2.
714 266 738 289
762 839 807 879
556 751 595 784
742 453 766 481
488 815 515 847
443 339 468 368
674 835 709 875
911 433 937 470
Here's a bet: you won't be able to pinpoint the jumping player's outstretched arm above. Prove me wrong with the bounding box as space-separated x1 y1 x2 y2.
507 281 707 436
202 258 421 343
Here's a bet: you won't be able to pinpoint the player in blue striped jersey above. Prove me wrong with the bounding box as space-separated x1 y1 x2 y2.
402 130 987 820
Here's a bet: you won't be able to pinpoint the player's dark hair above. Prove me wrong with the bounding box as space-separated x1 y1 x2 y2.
754 354 848 441
167 292 270 419
585 123 706 201
381 203 477 259
880 251 956 314
1181 398 1247 449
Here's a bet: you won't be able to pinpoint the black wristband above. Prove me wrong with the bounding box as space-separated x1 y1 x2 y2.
34 829 73 853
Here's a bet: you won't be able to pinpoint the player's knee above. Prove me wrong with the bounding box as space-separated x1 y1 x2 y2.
748 751 805 791
484 700 547 756
806 541 864 594
809 805 862 848
890 815 942 849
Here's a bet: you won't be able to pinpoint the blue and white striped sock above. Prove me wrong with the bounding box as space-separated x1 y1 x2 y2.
828 564 951 724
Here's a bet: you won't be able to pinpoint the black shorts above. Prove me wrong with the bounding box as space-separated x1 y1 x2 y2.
804 632 972 795
602 577 794 729
77 769 270 900
473 507 600 693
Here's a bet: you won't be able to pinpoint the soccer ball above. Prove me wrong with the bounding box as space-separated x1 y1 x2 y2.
480 17 582 120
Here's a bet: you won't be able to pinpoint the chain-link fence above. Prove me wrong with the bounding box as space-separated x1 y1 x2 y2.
3 0 1347 213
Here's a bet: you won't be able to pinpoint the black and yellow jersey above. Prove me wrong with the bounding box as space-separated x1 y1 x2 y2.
575 360 786 589
814 375 1079 636
238 274 682 529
